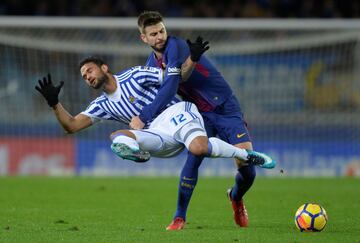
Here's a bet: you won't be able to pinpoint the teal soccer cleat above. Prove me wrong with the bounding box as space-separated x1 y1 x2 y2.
246 150 276 169
111 143 150 163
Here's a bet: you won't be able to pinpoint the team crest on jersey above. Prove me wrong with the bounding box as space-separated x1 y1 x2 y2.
128 95 136 103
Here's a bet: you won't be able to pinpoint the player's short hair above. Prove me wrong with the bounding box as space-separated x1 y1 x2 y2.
137 11 163 34
79 56 106 70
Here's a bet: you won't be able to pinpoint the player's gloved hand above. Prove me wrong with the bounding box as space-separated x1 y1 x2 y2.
35 74 64 107
187 36 210 62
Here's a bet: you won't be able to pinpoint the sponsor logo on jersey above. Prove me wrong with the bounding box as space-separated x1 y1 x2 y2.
142 66 157 72
167 66 181 75
236 133 246 139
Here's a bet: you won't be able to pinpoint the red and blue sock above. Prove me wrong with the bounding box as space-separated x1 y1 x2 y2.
231 165 256 201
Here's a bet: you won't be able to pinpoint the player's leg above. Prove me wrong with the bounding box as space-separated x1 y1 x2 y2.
167 113 265 230
166 102 273 165
167 104 214 231
147 101 270 229
167 119 256 230
167 113 255 230
110 129 184 161
230 142 256 200
133 130 184 157
227 142 255 228
175 119 273 166
167 151 203 231
110 130 150 162
187 135 248 159
212 95 260 227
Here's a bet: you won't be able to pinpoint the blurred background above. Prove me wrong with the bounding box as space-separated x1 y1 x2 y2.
0 0 359 177
0 0 359 18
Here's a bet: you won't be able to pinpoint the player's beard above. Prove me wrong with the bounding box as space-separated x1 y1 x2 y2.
151 44 165 53
151 39 167 53
93 74 108 90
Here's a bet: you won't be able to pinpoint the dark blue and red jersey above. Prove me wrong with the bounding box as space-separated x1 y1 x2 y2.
138 36 237 124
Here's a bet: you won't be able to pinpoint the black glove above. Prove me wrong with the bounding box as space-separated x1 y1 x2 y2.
35 74 64 107
186 36 210 62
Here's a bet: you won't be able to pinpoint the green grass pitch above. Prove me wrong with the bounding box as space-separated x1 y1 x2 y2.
0 177 359 242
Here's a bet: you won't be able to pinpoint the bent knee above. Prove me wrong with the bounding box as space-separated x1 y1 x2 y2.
188 136 208 156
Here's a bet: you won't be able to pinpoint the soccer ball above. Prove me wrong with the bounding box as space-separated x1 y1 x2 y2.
294 203 328 232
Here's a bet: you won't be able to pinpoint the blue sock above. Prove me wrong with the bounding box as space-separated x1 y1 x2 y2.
174 151 204 221
231 165 256 201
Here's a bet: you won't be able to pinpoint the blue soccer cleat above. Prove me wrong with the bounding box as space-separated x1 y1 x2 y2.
111 143 150 163
246 150 276 169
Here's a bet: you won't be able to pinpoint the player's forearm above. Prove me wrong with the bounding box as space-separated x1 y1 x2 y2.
52 103 82 134
181 57 196 82
139 74 180 123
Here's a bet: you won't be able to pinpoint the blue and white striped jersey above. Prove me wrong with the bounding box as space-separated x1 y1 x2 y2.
81 66 182 127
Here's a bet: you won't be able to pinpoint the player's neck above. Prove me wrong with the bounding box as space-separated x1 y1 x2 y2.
154 51 163 60
103 75 117 94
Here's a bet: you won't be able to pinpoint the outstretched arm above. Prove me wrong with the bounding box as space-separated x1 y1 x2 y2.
52 103 92 133
35 74 92 134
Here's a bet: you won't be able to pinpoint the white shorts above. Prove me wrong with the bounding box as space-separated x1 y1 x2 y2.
132 102 207 157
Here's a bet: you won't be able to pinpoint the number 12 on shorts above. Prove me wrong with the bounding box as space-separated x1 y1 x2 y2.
170 114 187 126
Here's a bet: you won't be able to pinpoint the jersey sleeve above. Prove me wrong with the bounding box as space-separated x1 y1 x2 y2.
132 66 164 86
139 39 183 123
81 100 110 124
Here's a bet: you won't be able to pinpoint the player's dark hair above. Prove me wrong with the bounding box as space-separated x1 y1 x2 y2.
79 56 106 70
137 11 163 33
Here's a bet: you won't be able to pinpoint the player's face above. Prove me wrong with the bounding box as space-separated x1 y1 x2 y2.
80 63 108 89
141 22 167 52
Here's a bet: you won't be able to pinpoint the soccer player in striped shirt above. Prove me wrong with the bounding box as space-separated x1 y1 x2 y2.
137 11 276 230
35 54 273 169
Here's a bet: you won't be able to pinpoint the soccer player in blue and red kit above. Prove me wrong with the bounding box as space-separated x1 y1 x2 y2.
133 11 275 230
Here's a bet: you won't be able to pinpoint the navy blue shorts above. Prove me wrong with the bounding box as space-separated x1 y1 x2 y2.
201 95 251 145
